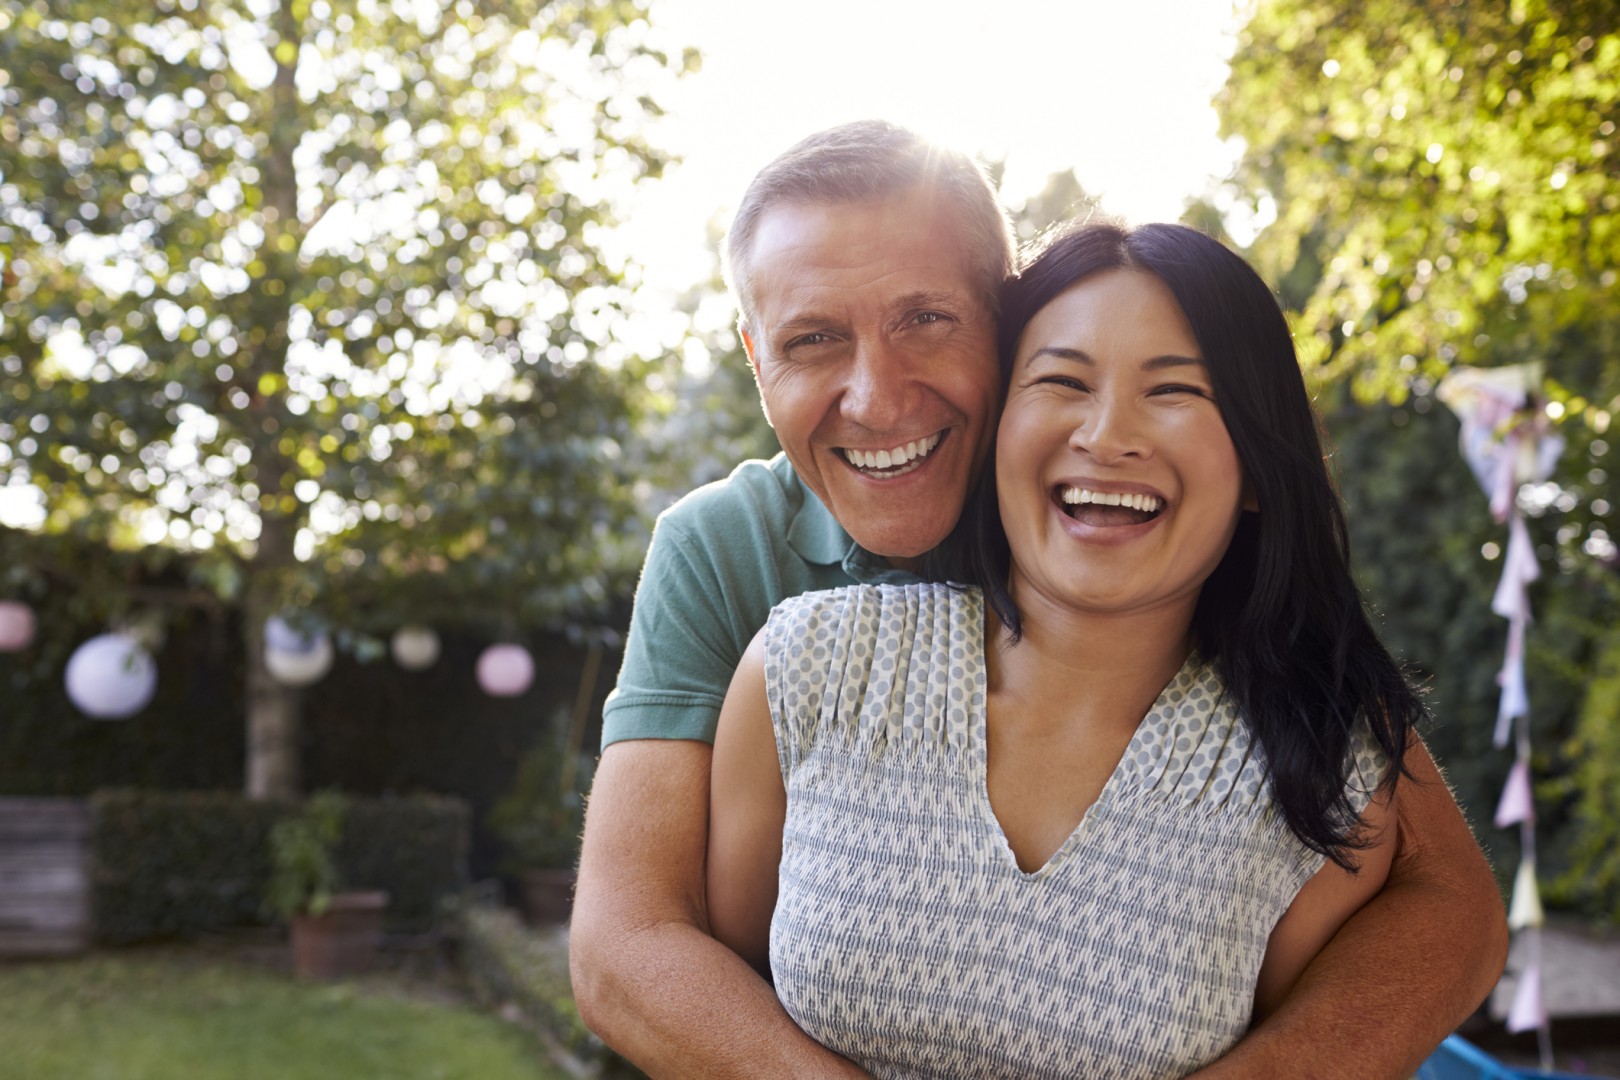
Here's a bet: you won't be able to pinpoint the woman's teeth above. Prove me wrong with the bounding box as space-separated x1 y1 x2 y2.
842 432 943 475
1059 487 1163 514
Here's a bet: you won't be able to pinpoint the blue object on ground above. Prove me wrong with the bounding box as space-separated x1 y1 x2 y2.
1417 1034 1610 1079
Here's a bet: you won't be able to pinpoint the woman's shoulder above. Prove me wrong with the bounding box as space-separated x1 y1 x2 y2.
767 581 979 629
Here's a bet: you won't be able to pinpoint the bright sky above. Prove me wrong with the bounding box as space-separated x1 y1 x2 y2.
617 0 1253 303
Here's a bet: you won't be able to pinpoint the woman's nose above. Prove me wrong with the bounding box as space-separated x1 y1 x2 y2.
1069 399 1150 463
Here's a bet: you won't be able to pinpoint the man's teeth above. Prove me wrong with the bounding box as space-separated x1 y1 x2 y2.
843 433 943 473
1059 487 1163 513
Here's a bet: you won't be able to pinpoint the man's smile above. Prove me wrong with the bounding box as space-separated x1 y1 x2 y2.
835 430 946 478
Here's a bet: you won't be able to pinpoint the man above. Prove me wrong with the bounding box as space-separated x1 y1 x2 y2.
570 121 1507 1078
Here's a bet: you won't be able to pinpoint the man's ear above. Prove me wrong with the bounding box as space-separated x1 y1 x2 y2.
739 321 774 429
740 321 760 378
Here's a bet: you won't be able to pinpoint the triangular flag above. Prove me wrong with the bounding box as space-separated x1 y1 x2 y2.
1492 517 1540 620
1494 760 1535 829
1508 860 1545 930
1505 961 1547 1033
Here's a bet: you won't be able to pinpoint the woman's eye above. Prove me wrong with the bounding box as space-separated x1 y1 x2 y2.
1036 376 1088 392
1152 384 1211 398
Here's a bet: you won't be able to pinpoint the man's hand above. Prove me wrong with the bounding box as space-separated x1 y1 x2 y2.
1189 739 1509 1080
569 739 870 1079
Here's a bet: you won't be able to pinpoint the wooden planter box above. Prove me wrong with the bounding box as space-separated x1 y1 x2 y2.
291 890 388 978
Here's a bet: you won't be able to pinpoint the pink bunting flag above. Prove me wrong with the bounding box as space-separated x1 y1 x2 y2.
1505 961 1547 1033
1492 517 1540 621
1494 760 1535 829
1495 630 1528 747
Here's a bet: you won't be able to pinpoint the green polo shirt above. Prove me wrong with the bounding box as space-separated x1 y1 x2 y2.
601 454 920 747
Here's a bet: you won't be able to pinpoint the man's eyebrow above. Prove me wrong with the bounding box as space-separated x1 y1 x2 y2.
1028 347 1206 371
894 289 965 310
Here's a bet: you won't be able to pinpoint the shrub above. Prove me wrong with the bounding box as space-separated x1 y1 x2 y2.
90 789 468 943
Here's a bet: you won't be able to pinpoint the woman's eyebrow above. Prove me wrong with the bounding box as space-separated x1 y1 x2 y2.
1027 347 1206 370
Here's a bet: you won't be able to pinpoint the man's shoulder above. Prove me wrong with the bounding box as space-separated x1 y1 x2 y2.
656 454 805 541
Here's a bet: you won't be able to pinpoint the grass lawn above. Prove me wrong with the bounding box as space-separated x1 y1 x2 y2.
0 944 568 1080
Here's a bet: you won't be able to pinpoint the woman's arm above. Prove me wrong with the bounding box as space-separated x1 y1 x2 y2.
1253 775 1397 1020
706 629 789 974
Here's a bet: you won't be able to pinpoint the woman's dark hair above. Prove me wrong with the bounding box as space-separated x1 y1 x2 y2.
937 221 1421 870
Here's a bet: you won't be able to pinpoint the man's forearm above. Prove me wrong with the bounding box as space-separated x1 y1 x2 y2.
572 912 866 1079
570 740 868 1079
1190 742 1508 1080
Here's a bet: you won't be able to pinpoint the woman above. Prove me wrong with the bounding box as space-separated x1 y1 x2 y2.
706 222 1421 1078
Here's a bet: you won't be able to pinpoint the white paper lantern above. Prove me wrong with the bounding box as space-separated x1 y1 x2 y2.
65 632 157 719
477 643 533 697
391 624 441 671
264 615 333 688
0 601 37 652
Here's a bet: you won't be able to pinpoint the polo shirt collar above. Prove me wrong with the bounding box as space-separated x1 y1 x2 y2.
787 477 920 586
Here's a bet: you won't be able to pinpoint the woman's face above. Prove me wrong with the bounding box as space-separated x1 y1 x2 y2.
995 268 1250 625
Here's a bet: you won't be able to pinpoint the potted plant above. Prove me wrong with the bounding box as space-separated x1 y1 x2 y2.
268 790 388 978
489 729 592 925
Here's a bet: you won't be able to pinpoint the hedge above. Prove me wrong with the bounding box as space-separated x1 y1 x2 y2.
90 789 469 944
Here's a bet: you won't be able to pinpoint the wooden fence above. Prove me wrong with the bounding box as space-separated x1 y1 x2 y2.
0 798 90 957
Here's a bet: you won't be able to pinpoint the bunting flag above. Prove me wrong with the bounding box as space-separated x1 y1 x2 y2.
1437 363 1563 1053
1506 963 1548 1034
1508 860 1546 930
1493 760 1535 829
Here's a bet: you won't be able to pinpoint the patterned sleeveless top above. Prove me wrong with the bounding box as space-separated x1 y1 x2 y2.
762 583 1386 1080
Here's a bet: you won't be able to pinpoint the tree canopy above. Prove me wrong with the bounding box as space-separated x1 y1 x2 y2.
0 0 692 793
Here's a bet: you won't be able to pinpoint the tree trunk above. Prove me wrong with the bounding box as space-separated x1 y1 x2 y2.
244 584 301 798
242 0 307 800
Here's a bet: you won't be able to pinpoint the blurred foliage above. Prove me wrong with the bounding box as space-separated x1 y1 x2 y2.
0 0 692 792
0 0 692 632
1220 0 1620 916
91 787 468 941
486 711 590 871
266 787 346 918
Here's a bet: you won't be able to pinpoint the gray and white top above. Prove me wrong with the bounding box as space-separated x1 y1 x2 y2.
762 582 1386 1080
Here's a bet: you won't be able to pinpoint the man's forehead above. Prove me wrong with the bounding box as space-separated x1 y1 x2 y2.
748 196 980 315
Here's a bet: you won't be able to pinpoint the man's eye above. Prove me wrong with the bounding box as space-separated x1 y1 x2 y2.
788 332 832 349
914 311 949 325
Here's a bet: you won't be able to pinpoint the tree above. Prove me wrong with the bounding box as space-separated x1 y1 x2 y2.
0 0 692 796
1218 0 1620 913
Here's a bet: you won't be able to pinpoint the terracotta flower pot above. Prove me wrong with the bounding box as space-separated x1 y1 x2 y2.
518 868 576 926
291 890 389 978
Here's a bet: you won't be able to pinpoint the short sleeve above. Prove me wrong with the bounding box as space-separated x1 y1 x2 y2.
600 516 750 747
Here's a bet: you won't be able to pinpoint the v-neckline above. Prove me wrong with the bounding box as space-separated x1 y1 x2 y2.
967 599 1196 880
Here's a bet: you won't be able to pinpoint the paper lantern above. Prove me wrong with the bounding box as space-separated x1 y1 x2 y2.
477 643 533 697
65 632 157 719
391 625 441 671
264 615 333 687
0 600 36 652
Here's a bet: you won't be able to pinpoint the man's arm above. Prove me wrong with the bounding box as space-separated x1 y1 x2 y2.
570 739 868 1078
1189 739 1509 1080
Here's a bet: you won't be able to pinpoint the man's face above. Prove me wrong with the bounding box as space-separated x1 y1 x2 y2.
741 187 1000 563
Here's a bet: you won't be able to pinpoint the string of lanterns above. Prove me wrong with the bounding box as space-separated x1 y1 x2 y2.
0 603 539 718
1437 363 1563 1069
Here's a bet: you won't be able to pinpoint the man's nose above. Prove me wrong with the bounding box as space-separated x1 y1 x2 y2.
1069 397 1150 463
840 338 912 431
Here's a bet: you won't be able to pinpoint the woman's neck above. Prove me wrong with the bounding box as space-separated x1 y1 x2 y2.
985 585 1198 739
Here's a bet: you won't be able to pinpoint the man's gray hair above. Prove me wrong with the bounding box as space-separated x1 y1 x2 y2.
723 120 1013 332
